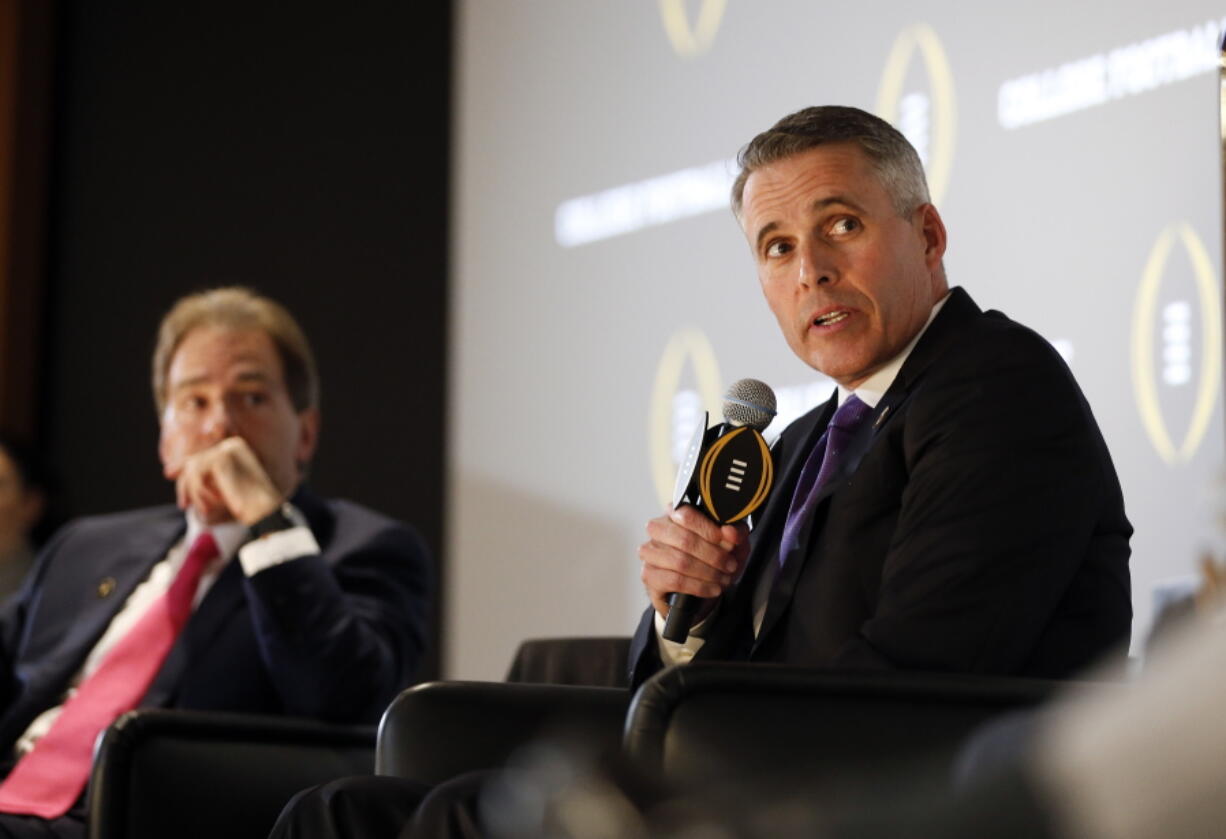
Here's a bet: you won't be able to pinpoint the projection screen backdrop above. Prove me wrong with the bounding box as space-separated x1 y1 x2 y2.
448 0 1226 678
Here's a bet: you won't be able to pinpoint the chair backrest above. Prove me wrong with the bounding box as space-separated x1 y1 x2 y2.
88 710 375 839
375 681 629 784
623 663 1061 787
505 636 631 688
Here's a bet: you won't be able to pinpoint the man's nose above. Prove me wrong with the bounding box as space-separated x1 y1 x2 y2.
797 243 835 288
201 403 236 440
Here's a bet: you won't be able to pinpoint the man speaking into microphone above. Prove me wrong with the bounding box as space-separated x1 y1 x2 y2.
265 107 1132 838
632 105 1132 687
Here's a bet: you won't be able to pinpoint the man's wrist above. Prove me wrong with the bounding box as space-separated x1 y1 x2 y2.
238 503 319 576
248 502 297 539
653 601 716 665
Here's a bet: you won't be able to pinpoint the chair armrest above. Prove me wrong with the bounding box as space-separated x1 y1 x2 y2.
88 709 375 839
624 663 1063 784
376 681 628 784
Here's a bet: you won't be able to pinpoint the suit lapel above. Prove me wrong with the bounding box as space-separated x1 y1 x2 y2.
755 397 836 545
887 286 980 393
749 287 983 653
146 558 248 705
144 487 332 706
753 397 891 648
29 511 184 702
75 512 185 654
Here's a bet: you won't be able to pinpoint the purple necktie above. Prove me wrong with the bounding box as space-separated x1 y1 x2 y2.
778 394 873 567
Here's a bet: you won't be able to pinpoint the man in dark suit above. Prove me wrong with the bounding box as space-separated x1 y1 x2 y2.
268 105 1132 838
0 287 431 837
633 105 1131 687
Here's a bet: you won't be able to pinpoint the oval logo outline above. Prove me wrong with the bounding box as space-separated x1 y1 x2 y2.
649 327 723 507
874 23 957 206
659 0 727 58
1130 222 1221 464
698 426 773 523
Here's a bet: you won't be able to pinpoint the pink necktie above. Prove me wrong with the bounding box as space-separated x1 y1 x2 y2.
0 531 220 818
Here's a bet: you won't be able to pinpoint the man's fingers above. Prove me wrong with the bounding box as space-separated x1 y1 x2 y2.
722 522 752 564
643 540 732 586
720 521 750 547
638 536 732 617
669 506 749 559
649 592 670 617
176 458 205 511
176 455 229 521
179 473 213 516
638 508 752 617
173 437 283 525
668 505 728 542
646 514 739 574
640 558 724 600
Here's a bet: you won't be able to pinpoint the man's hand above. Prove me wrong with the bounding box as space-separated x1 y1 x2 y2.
169 436 284 526
639 505 751 621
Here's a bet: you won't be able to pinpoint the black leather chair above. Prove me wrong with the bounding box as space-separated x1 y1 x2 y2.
623 663 1061 788
85 637 632 838
87 710 375 839
504 636 630 688
373 637 631 782
375 681 629 783
369 662 1065 835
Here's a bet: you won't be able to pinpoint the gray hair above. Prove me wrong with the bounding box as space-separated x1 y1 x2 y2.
731 105 930 219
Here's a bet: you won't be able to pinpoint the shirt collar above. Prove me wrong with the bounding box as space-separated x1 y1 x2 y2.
183 510 249 561
837 292 950 409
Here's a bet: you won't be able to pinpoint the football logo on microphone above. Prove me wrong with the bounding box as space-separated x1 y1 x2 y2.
698 426 773 523
671 379 777 525
876 23 957 206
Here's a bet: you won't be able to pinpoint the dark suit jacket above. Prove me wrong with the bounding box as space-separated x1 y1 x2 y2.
631 287 1132 686
0 488 431 755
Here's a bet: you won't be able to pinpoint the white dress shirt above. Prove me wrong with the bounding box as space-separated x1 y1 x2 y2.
14 506 320 756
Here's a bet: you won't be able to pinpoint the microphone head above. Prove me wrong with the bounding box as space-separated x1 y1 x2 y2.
721 378 777 431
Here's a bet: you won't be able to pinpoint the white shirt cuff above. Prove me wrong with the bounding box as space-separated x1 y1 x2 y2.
653 606 713 665
237 509 320 576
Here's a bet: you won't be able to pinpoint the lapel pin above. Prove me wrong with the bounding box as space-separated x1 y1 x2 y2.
96 577 117 598
873 405 891 429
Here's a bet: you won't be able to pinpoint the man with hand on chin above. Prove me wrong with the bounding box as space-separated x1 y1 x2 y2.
158 316 319 533
632 105 1131 687
0 287 430 838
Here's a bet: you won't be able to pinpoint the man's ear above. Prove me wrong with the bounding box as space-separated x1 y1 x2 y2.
917 203 947 270
295 408 321 473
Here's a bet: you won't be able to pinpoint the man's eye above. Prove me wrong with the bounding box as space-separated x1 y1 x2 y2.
180 395 207 411
764 240 792 258
830 217 860 235
240 392 268 407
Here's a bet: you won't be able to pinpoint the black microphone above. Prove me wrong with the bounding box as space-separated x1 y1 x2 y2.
662 378 777 643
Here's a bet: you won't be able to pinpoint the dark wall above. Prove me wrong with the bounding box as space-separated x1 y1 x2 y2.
42 2 451 678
